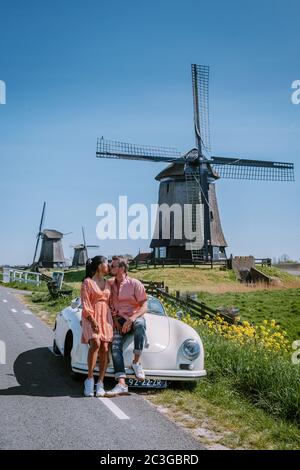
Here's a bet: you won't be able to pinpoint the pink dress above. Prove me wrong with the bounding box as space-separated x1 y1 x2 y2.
80 278 114 344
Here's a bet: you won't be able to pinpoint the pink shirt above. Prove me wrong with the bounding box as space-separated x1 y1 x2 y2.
109 275 147 320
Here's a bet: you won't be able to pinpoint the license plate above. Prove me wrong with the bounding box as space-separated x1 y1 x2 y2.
126 378 168 389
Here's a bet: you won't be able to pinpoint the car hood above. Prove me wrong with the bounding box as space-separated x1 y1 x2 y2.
126 313 170 353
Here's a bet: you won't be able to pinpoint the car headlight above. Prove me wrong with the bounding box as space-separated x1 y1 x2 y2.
182 339 200 361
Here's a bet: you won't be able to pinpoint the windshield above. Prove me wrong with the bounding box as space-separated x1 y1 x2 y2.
146 296 166 317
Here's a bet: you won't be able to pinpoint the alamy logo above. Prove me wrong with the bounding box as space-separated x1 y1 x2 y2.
95 196 204 250
291 80 300 105
0 80 6 104
0 340 6 364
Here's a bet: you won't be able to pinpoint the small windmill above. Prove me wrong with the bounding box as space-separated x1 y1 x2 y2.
96 64 295 263
71 227 99 267
32 202 72 268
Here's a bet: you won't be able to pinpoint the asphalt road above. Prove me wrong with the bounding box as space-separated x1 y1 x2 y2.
0 285 204 450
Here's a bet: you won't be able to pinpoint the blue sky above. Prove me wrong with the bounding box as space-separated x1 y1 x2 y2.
0 0 299 265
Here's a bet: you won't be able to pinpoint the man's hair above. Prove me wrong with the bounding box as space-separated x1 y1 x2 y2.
112 256 128 273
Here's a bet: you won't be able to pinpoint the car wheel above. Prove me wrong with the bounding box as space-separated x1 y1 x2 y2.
64 331 73 358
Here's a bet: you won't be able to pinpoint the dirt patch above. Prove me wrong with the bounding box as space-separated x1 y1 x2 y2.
145 399 238 450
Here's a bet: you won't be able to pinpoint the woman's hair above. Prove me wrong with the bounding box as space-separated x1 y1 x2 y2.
83 255 107 281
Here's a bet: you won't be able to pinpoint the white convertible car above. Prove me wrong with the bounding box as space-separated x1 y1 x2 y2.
53 295 206 388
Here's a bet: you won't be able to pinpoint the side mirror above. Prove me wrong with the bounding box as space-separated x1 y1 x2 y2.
176 310 184 320
71 297 81 310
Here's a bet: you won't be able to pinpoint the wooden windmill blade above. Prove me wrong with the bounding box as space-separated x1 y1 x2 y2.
32 201 46 265
82 226 99 249
82 226 87 248
96 137 183 163
191 64 211 156
185 64 213 261
81 226 99 261
208 156 295 181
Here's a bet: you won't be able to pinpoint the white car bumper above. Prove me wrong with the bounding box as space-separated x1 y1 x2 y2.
72 363 207 381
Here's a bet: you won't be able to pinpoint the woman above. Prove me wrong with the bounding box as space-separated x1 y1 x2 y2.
81 255 113 397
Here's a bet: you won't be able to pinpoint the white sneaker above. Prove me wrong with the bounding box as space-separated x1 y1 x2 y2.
84 377 94 397
106 383 129 397
95 381 106 397
132 362 145 380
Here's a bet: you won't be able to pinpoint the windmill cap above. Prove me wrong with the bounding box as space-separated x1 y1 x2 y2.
42 229 63 239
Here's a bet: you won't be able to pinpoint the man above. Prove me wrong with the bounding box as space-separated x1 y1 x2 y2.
106 256 147 397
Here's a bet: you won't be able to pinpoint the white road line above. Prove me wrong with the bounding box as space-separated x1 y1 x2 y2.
11 308 17 313
97 397 130 420
24 322 34 329
2 299 8 303
22 309 32 315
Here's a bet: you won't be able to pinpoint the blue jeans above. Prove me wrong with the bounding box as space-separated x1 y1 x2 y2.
111 316 146 379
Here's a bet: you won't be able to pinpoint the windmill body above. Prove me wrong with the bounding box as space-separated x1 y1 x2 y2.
96 64 295 263
31 203 72 269
38 229 66 268
72 244 88 267
150 151 227 261
71 227 99 267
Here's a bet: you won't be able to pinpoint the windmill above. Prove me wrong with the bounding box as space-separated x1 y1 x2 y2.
32 202 72 268
96 64 295 263
71 227 99 267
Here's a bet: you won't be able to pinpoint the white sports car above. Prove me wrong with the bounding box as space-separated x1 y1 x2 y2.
53 295 206 388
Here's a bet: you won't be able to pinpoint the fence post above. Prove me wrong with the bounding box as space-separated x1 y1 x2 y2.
24 273 28 284
176 290 180 299
165 286 169 294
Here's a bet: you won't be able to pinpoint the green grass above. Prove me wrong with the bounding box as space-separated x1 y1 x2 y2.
197 289 300 340
198 324 300 424
63 270 85 283
258 265 299 282
148 378 300 449
147 317 300 449
0 280 48 292
129 266 240 291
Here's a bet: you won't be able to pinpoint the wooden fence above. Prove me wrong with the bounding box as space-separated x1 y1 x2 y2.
142 280 240 324
130 257 271 270
0 268 42 286
130 259 228 269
